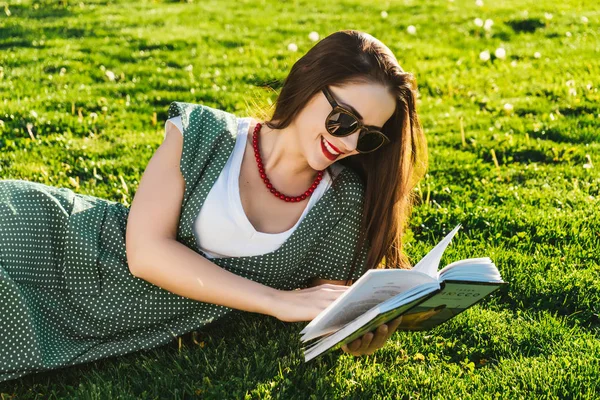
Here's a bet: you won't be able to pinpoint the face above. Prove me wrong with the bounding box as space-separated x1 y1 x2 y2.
294 81 397 170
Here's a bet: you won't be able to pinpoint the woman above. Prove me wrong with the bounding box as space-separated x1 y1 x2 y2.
0 29 427 382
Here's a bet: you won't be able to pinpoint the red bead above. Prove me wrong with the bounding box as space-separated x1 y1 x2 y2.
252 121 324 203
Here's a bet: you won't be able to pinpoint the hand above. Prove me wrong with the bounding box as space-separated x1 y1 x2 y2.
270 284 350 322
340 316 403 357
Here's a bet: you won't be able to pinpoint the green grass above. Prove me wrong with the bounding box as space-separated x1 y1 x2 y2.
1 0 599 398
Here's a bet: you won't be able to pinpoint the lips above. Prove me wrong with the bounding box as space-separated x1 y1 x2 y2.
324 137 342 154
321 136 340 161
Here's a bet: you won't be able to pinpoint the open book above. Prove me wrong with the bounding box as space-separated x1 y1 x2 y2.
300 224 507 362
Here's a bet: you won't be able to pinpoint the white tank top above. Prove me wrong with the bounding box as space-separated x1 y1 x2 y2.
164 116 344 259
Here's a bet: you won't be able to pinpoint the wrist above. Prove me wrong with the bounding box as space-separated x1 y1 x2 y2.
259 286 283 318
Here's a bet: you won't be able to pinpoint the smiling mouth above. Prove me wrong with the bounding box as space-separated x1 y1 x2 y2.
321 136 341 160
321 136 344 156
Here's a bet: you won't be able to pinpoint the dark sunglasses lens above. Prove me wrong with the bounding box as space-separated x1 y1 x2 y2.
326 110 360 136
357 131 385 152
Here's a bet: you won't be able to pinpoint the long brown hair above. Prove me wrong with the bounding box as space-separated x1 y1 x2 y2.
249 30 428 284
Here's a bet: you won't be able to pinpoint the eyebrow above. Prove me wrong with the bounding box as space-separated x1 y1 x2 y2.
338 100 383 130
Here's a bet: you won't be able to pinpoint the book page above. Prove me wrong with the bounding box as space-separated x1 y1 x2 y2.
440 260 503 282
411 224 462 278
299 269 436 341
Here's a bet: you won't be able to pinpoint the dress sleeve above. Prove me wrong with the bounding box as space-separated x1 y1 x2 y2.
163 115 184 139
305 196 370 284
165 101 212 207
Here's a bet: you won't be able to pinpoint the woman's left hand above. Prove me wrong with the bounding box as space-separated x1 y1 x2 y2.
340 316 403 356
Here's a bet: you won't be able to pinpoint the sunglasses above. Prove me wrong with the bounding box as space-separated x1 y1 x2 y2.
322 86 390 153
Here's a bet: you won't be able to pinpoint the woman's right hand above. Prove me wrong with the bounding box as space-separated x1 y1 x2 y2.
270 284 350 322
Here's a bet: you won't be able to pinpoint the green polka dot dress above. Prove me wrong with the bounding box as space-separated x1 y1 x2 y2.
0 102 369 382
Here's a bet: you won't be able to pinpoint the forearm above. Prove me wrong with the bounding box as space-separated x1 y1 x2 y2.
128 239 280 316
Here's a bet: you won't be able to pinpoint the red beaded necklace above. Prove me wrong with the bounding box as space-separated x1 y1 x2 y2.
252 122 324 202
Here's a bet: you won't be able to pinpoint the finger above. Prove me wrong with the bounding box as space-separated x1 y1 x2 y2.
343 340 362 356
349 338 362 352
358 332 374 354
368 324 389 351
387 316 403 333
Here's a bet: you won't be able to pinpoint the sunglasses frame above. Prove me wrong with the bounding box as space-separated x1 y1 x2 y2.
322 86 390 154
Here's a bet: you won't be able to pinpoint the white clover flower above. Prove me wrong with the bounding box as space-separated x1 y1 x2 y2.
89 112 98 121
566 31 572 37
583 154 593 169
99 65 106 72
566 79 575 87
510 60 518 67
30 110 38 119
534 52 541 58
308 31 319 42
184 64 193 72
105 70 116 81
59 67 66 76
474 18 484 27
484 19 494 31
503 103 513 112
568 87 577 96
581 16 588 24
287 43 298 52
381 11 388 19
544 12 553 20
407 25 417 35
475 0 484 6
479 50 491 61
549 113 555 121
495 47 506 59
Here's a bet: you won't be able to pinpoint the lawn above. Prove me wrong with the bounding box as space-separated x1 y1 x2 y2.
0 0 599 398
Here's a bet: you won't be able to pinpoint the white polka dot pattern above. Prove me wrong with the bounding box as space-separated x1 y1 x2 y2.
0 101 369 382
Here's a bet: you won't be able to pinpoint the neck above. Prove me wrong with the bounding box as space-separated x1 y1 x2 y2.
255 120 319 183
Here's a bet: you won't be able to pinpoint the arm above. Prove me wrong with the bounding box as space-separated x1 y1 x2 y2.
308 278 353 287
125 121 279 317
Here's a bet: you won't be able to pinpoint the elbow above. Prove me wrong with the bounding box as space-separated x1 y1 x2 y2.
125 239 155 277
125 247 143 277
125 237 175 277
